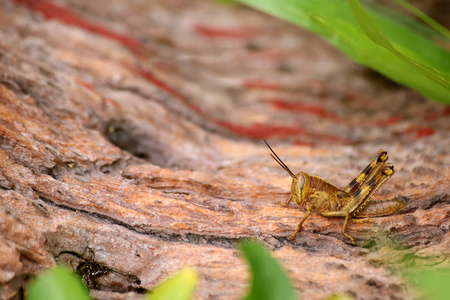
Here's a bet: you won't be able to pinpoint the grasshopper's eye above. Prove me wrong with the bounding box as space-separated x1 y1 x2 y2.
292 173 309 199
298 174 306 195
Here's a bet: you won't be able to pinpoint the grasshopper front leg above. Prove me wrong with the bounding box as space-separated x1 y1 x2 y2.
289 205 313 240
276 194 293 206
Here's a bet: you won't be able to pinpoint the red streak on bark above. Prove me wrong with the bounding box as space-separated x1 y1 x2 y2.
137 69 204 114
373 116 400 126
423 113 440 121
105 98 120 107
415 127 435 138
402 126 435 138
444 107 450 116
137 69 183 99
294 140 315 147
243 80 281 91
269 99 340 120
75 80 119 106
75 79 95 91
193 24 258 39
14 0 141 51
216 121 305 139
425 107 450 121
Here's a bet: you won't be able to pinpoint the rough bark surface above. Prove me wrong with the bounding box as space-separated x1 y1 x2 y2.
0 0 449 299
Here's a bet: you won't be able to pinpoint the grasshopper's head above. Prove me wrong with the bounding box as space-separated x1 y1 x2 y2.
264 140 309 205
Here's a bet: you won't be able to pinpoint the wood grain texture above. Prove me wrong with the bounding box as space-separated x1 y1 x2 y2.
0 0 449 299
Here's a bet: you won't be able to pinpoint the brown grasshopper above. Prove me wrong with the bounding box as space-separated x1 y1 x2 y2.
264 140 406 245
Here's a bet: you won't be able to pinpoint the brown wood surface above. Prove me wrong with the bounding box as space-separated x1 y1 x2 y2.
0 0 449 299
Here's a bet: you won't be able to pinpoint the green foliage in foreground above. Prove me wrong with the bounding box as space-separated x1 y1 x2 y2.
235 0 450 103
26 242 450 300
406 268 450 300
27 266 90 300
142 268 198 300
240 241 298 300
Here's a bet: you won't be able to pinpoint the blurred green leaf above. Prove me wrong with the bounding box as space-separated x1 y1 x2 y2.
215 0 237 4
240 241 298 300
236 0 450 103
327 295 355 300
27 266 90 300
348 0 450 92
408 268 450 300
145 268 198 300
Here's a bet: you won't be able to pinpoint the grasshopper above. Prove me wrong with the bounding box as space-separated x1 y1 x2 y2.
264 140 406 245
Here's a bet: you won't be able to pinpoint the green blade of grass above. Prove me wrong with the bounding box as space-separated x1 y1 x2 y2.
236 0 450 103
144 268 198 300
393 0 450 40
240 241 298 300
27 266 91 300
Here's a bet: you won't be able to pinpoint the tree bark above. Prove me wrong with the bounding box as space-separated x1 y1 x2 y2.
0 0 449 299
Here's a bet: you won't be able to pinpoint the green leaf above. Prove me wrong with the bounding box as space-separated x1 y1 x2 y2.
347 0 450 92
144 268 198 300
408 268 450 300
240 241 298 300
27 266 91 300
236 0 450 103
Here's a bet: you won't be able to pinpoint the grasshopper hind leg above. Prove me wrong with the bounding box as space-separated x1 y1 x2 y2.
352 163 395 216
344 163 396 245
342 214 356 245
345 150 388 195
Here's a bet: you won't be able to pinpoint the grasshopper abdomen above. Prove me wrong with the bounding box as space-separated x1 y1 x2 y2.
355 198 406 218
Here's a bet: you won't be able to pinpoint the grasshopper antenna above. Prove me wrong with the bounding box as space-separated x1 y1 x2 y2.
263 139 295 178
